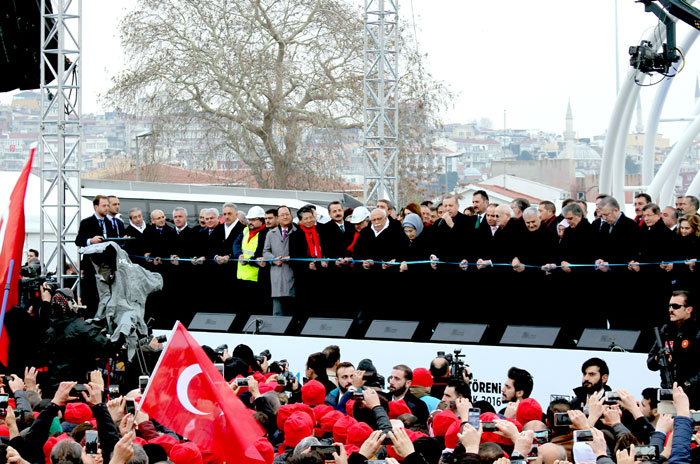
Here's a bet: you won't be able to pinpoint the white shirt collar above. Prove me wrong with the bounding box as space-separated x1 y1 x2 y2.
224 219 239 239
130 221 146 233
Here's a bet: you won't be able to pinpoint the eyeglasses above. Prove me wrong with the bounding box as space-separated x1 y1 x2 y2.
669 303 685 309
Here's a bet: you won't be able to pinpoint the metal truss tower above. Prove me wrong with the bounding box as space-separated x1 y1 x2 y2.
363 0 399 206
39 0 82 288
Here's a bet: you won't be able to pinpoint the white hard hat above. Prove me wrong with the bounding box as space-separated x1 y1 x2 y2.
246 206 266 219
350 206 371 224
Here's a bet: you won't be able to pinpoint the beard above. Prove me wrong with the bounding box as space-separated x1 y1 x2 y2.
390 384 408 397
582 378 604 395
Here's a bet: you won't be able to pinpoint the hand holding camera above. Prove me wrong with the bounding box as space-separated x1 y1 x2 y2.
363 388 381 409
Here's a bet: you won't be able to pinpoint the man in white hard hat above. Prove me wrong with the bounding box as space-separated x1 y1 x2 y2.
233 206 269 316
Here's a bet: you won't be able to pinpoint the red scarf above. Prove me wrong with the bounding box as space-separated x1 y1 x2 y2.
247 224 266 243
299 224 322 259
347 231 360 253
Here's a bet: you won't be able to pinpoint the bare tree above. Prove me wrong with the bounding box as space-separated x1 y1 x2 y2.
108 0 450 195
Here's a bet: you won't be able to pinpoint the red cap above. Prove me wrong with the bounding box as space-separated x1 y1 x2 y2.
344 444 360 456
332 415 358 444
321 411 345 434
0 425 8 437
345 399 355 416
148 434 180 454
258 383 276 394
284 412 314 447
432 410 459 437
412 368 433 388
445 421 461 449
201 448 224 464
388 400 412 419
516 398 543 426
169 442 203 464
277 403 314 430
64 402 93 424
301 380 326 406
347 422 373 447
254 437 274 464
313 404 333 423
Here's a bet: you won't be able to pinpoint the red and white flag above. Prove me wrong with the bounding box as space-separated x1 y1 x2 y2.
0 147 35 366
140 322 266 463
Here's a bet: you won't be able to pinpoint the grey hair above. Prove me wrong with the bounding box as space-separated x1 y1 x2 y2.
128 207 142 216
642 203 661 215
522 206 539 218
294 436 321 456
599 196 620 211
172 206 188 217
562 203 583 217
126 445 149 464
205 208 219 217
511 197 531 212
372 207 387 218
50 440 83 464
222 202 237 211
150 209 164 219
261 391 281 415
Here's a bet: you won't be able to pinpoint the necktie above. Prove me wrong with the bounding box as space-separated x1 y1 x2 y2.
282 229 287 240
340 224 345 233
208 229 213 235
608 224 613 235
475 215 481 228
98 219 106 236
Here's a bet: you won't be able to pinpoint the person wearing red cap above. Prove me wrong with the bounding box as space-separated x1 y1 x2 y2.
409 367 440 412
301 379 326 406
385 365 429 425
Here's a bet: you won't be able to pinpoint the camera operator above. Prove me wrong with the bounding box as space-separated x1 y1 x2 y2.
39 287 123 396
647 290 700 408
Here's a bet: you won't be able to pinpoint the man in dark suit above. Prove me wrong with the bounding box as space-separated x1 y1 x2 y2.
106 196 126 237
384 365 429 425
75 195 114 315
123 208 148 265
165 206 197 327
430 195 473 271
320 201 354 262
538 200 558 235
595 196 641 328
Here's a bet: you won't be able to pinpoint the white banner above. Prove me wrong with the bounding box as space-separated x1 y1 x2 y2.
153 329 660 410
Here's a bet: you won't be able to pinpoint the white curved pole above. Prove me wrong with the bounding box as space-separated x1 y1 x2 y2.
651 112 700 204
686 168 700 198
642 29 700 186
613 84 641 201
601 22 666 196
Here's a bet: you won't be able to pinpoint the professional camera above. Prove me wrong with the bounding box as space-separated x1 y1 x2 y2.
437 349 471 381
18 273 58 308
629 40 677 74
215 344 228 357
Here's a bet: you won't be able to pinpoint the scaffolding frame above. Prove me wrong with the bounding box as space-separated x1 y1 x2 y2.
363 0 399 206
39 0 82 288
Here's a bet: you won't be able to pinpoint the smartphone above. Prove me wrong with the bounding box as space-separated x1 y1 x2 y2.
691 411 700 426
276 375 286 386
13 409 23 420
0 394 8 409
467 408 480 429
139 376 149 394
574 430 593 442
125 398 136 415
481 421 498 432
604 392 621 405
70 384 88 399
533 430 550 445
108 385 120 395
85 429 99 455
381 433 393 445
553 412 572 427
657 389 673 402
214 364 225 377
527 444 539 461
550 394 572 402
353 391 364 400
235 378 249 387
634 445 658 461
309 445 340 459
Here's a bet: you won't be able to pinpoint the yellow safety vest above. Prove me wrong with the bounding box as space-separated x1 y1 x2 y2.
237 228 260 282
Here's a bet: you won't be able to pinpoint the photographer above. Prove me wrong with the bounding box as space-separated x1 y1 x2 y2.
647 290 700 409
39 288 122 396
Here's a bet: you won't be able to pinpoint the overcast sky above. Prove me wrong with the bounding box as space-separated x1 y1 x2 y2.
3 0 699 142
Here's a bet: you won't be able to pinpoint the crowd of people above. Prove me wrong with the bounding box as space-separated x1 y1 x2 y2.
0 291 697 463
71 192 700 334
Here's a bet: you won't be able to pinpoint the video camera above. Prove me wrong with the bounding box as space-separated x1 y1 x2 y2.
437 349 471 381
18 270 58 309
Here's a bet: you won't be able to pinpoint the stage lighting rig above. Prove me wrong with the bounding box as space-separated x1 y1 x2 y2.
630 0 700 76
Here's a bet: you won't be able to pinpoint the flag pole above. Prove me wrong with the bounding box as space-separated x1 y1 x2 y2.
0 260 15 346
137 320 181 414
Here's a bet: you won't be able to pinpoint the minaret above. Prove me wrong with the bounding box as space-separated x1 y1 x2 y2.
563 99 575 158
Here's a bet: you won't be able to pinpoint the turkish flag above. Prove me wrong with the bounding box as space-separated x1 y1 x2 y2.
139 322 266 463
0 147 35 366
